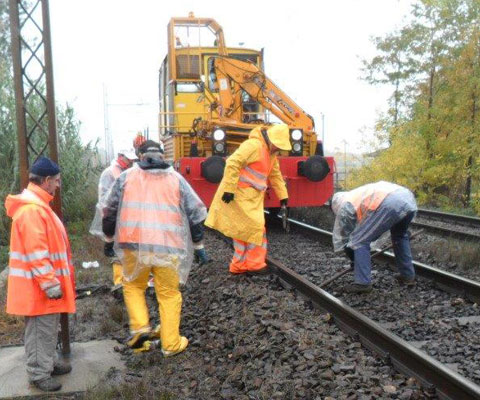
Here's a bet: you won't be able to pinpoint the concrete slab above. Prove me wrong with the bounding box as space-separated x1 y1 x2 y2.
0 340 125 399
457 315 480 326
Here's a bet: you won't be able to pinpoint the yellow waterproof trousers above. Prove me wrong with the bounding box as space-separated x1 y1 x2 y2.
123 251 184 352
112 262 123 286
229 229 267 273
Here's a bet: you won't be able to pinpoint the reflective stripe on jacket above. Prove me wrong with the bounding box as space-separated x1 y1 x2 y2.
237 144 271 191
117 167 185 254
5 183 76 316
205 127 288 245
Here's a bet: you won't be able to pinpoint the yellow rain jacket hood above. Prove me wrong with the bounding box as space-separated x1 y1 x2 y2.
205 127 288 245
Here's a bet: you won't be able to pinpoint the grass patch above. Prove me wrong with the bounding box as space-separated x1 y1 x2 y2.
426 239 480 269
109 302 126 324
84 374 175 400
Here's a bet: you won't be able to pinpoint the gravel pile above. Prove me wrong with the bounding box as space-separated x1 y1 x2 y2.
71 231 431 399
267 223 480 387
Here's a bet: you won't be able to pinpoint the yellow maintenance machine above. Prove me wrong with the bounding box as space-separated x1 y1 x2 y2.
158 13 334 207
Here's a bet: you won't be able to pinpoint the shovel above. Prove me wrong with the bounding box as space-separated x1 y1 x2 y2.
319 229 424 289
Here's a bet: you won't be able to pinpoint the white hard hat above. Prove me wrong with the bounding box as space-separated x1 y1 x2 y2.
118 149 137 160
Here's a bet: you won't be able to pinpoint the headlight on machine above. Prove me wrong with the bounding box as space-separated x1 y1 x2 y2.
214 142 225 153
212 128 227 156
291 129 302 141
290 129 303 156
213 129 226 141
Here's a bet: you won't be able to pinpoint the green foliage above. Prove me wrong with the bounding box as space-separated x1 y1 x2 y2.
356 0 480 213
58 104 102 223
0 4 103 249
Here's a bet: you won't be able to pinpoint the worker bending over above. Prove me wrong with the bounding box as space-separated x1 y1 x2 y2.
206 124 290 275
5 156 76 392
102 140 208 355
90 149 137 287
331 181 418 293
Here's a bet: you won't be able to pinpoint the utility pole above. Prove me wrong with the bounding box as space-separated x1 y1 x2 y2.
103 84 114 163
321 113 325 146
9 0 70 355
342 139 348 188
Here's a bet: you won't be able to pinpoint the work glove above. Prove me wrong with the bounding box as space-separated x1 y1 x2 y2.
344 246 354 263
280 198 288 207
104 241 115 257
222 192 234 203
46 285 63 299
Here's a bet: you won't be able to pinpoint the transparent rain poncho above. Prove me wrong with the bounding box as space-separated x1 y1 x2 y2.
89 161 123 239
332 181 417 252
105 164 207 284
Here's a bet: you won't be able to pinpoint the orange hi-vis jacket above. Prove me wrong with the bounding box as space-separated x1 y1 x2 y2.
117 167 184 254
5 183 76 316
237 143 271 191
344 184 396 222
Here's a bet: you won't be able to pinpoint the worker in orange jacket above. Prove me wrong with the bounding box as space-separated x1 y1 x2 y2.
5 156 76 392
102 140 208 356
205 124 291 274
90 149 137 287
332 181 417 293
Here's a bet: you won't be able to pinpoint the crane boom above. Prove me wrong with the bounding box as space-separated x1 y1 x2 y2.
213 56 315 133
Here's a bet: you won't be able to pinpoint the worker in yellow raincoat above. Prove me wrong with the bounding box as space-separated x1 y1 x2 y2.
205 124 291 274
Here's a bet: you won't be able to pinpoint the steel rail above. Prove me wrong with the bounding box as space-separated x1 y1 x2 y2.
417 208 480 226
268 256 480 400
411 220 480 241
284 217 480 304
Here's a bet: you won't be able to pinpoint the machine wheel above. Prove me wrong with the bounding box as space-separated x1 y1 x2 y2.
299 155 330 182
201 156 225 184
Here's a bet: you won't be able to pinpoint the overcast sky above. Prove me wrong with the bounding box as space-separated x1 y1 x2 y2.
48 0 412 155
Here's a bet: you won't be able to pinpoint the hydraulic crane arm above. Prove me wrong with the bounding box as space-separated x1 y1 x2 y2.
213 56 315 132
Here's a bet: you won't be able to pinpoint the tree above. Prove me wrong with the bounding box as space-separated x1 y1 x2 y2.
354 0 480 212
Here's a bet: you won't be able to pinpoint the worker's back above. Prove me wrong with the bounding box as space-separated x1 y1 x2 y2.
117 166 183 252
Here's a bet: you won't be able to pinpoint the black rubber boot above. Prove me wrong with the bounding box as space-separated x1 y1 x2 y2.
342 283 373 294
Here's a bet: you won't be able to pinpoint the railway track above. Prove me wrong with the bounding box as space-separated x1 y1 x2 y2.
264 215 480 399
320 204 480 241
412 208 480 241
417 208 480 227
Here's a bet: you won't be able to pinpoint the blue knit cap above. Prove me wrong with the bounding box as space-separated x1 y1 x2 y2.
30 156 60 177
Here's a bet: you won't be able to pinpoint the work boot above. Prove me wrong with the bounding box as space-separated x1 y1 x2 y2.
162 336 189 357
51 361 72 376
127 331 151 349
31 377 62 392
395 274 416 286
342 283 373 294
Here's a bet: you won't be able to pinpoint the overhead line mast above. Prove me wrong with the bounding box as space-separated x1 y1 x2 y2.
9 0 70 354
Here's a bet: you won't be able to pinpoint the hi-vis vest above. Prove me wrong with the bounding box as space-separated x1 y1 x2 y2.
117 168 185 254
237 142 272 191
346 185 397 222
6 184 76 316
